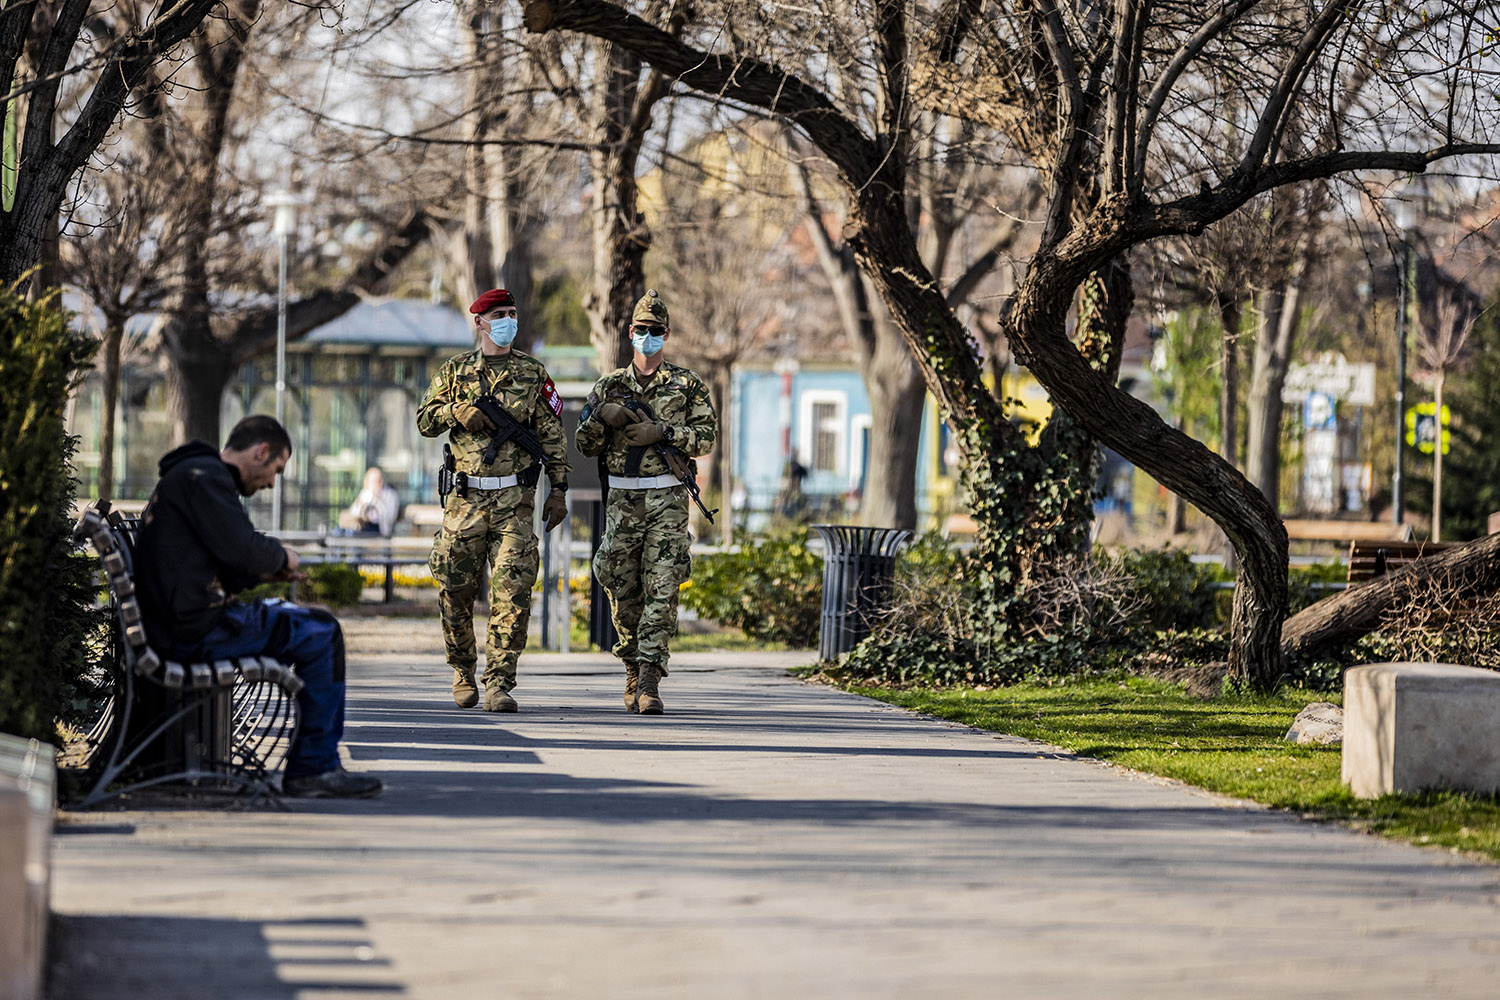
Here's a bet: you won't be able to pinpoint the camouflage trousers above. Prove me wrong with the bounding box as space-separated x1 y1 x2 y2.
593 486 692 673
428 486 538 691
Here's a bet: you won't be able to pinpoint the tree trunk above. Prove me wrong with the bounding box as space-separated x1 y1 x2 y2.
1218 293 1243 569
1218 292 1242 469
861 336 924 530
97 314 126 499
707 365 734 545
1282 532 1500 659
797 194 926 531
494 166 537 349
585 41 652 374
1244 269 1303 507
1433 370 1444 542
1005 244 1288 691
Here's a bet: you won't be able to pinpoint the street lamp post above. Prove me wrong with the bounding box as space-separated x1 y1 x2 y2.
267 190 300 532
1391 199 1414 526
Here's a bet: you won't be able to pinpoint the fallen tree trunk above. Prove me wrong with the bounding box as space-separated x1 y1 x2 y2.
1281 532 1500 660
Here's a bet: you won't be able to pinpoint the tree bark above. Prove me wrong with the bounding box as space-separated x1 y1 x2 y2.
860 331 924 530
1244 275 1302 507
0 0 222 287
96 313 126 500
159 211 431 445
1006 239 1288 690
584 41 657 373
1217 292 1242 469
1282 532 1500 659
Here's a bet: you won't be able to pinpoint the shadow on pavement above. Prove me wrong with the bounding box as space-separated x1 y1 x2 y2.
47 914 406 1000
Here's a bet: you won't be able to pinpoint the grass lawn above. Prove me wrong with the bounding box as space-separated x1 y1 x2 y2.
844 675 1500 862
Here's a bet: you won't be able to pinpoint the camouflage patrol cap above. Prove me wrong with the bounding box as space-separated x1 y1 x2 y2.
631 289 670 326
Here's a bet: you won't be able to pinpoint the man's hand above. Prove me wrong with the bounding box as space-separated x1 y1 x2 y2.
620 421 665 447
264 546 307 582
596 402 638 427
541 488 568 532
453 401 496 433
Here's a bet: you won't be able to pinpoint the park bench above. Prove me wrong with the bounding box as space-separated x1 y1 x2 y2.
70 502 303 807
1346 539 1456 583
1283 518 1413 546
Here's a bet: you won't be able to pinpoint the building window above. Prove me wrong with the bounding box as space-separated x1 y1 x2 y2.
799 391 847 477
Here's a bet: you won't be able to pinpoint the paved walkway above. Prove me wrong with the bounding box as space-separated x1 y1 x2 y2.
47 618 1500 998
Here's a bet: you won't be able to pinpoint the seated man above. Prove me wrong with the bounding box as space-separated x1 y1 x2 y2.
133 415 382 799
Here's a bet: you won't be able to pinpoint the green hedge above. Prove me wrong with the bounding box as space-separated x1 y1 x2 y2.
240 562 366 609
681 528 822 646
0 288 100 743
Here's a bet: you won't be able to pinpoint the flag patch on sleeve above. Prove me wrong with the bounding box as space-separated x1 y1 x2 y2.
542 377 563 417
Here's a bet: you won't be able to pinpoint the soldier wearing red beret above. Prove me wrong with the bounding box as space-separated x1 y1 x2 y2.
416 290 571 711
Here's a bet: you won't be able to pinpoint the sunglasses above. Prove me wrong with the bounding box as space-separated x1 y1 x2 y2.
631 324 665 336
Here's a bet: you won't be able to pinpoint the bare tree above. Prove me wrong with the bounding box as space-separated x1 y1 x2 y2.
648 121 793 539
1419 287 1475 540
521 0 1500 688
0 0 224 286
60 153 190 497
125 0 433 444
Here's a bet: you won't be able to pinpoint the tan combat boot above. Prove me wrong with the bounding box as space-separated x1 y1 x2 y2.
636 663 664 715
483 687 519 712
452 667 479 709
623 663 639 713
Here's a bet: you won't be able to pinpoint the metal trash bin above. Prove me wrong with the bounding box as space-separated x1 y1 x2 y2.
812 525 912 661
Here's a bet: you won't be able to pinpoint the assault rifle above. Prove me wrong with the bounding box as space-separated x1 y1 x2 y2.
620 399 717 524
439 395 549 502
471 393 548 487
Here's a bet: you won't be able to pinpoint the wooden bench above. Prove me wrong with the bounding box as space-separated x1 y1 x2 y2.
1284 519 1413 544
1347 539 1456 583
71 503 304 807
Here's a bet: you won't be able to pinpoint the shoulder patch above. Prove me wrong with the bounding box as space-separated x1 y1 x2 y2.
541 376 563 417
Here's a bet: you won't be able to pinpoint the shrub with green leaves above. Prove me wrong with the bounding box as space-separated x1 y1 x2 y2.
1107 545 1222 630
0 287 101 744
680 528 822 646
241 562 367 609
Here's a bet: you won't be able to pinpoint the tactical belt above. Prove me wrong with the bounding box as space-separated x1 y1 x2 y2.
463 474 521 490
608 474 681 491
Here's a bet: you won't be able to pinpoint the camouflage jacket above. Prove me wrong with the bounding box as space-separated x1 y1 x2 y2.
577 361 717 477
416 349 570 488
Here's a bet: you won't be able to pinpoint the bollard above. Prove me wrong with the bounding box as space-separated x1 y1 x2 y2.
812 525 911 661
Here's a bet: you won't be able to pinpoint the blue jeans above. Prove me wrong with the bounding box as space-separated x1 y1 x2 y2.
167 599 347 779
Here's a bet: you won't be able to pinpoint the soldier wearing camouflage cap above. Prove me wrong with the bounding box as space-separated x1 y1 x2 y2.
577 288 718 714
417 289 571 712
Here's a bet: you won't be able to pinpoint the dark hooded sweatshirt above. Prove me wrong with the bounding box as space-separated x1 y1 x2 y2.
134 441 289 650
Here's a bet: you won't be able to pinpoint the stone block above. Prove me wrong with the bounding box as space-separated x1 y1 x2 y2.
1343 663 1500 798
0 735 53 1000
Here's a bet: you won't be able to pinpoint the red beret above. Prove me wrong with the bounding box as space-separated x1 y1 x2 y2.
469 289 515 314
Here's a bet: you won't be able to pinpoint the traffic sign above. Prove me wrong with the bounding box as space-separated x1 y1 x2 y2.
1405 403 1450 455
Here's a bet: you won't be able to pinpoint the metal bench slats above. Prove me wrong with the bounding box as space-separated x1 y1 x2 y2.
68 504 303 808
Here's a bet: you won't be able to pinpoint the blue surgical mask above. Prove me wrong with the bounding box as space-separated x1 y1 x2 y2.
631 330 665 356
488 317 518 348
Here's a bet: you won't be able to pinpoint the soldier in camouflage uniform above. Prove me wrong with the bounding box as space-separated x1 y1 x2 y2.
577 289 717 714
417 289 570 712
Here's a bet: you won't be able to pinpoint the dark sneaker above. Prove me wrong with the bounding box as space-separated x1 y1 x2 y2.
283 767 383 799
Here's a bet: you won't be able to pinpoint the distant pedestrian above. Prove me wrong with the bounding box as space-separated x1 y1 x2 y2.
338 466 400 536
416 289 571 712
577 289 718 714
